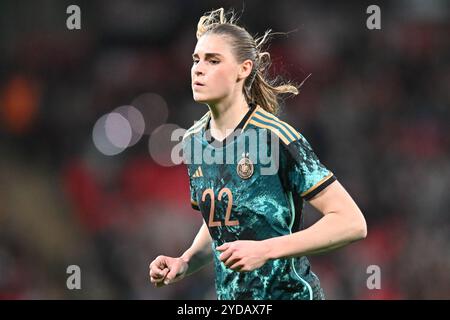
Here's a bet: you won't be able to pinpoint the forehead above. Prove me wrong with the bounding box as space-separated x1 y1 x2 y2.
193 34 233 57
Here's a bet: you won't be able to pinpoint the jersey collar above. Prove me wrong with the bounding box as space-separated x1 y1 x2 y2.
204 102 259 147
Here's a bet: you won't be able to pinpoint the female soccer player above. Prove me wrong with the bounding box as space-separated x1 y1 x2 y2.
149 8 367 300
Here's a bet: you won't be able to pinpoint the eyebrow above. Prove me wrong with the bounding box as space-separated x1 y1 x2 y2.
192 52 224 59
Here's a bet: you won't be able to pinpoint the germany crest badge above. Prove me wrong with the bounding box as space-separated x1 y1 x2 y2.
237 152 254 180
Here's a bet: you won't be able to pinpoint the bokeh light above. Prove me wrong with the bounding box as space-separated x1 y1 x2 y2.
92 113 132 156
114 105 145 147
148 123 184 167
131 93 169 134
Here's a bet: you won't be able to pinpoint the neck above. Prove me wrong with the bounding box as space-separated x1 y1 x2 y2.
207 95 250 140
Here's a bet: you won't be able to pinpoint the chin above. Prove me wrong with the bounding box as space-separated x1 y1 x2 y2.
193 93 225 105
193 97 207 103
192 94 211 104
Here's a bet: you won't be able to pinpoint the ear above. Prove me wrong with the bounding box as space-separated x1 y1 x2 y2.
237 59 253 81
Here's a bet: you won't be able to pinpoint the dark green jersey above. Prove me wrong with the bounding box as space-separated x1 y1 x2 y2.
182 103 336 300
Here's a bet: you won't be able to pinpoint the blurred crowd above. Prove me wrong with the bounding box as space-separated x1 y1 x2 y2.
0 0 449 299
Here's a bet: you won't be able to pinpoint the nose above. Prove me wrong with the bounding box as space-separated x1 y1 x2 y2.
194 68 204 77
192 62 205 77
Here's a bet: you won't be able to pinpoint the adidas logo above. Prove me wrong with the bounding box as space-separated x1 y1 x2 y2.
192 166 203 178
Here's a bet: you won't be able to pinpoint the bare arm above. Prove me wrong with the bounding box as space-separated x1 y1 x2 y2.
217 180 367 272
264 180 367 259
180 220 213 276
150 220 213 286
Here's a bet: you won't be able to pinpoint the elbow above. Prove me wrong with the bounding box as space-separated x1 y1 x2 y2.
358 218 368 240
350 212 367 241
355 216 368 240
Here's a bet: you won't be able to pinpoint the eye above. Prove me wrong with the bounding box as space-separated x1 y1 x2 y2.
192 59 199 64
210 60 220 65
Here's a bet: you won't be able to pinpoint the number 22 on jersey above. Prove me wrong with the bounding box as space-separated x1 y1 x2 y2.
201 188 239 227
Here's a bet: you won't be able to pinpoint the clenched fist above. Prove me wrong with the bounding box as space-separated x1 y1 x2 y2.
149 255 189 287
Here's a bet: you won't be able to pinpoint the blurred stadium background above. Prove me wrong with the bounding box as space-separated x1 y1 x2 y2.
0 0 449 299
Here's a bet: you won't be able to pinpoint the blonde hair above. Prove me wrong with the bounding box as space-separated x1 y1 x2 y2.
196 8 299 115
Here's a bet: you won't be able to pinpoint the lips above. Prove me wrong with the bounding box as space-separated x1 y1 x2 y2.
193 81 205 86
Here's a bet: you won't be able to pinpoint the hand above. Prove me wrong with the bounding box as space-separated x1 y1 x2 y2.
149 255 189 287
216 240 270 272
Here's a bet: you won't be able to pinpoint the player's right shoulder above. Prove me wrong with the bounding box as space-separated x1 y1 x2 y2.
182 111 210 141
